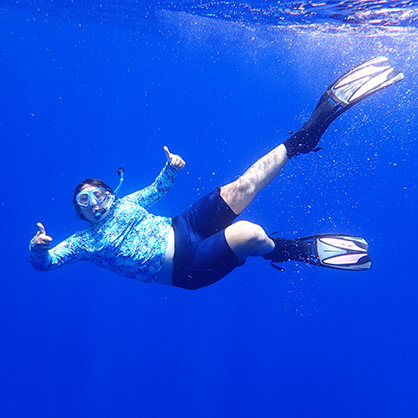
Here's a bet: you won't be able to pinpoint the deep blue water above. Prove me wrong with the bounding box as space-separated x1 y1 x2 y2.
1 1 418 417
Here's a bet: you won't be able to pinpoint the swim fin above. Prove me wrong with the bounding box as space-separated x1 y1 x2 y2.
283 56 404 158
263 233 372 271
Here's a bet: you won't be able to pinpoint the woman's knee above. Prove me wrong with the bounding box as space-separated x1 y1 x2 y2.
235 221 266 243
225 221 273 260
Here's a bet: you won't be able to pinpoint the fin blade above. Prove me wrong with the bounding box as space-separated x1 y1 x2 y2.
319 237 368 253
330 56 404 106
349 69 404 103
322 254 372 271
314 234 372 271
334 64 391 90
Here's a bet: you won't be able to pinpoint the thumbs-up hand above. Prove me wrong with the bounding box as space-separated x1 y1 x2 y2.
163 146 186 170
32 222 53 253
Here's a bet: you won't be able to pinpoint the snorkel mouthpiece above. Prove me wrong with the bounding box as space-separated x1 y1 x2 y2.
94 208 106 221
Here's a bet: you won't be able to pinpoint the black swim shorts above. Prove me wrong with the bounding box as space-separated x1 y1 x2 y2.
171 187 243 290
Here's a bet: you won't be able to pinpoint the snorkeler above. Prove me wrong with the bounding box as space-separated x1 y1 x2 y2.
29 57 403 289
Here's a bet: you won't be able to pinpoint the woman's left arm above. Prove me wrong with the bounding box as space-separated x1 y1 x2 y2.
163 146 186 171
134 146 186 209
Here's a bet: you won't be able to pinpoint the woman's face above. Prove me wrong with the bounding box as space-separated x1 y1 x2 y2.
77 185 111 224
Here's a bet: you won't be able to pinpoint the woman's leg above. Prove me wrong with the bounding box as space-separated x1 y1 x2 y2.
219 144 288 262
224 221 274 262
220 58 404 217
220 143 289 215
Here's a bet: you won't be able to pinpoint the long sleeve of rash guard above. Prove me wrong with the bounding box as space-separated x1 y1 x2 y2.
129 162 179 209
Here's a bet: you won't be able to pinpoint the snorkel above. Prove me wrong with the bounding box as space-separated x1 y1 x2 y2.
93 167 125 221
114 167 124 194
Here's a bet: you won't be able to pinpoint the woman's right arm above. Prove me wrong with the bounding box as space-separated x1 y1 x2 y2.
29 223 84 272
31 223 53 253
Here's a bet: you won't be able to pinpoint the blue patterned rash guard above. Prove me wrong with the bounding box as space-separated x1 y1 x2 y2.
29 163 178 283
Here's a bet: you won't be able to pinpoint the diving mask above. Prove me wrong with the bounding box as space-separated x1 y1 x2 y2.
76 187 109 208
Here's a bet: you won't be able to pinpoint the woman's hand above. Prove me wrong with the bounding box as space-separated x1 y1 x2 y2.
32 223 53 253
164 146 186 170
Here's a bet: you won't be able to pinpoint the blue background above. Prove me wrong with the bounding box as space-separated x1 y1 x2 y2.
1 2 417 417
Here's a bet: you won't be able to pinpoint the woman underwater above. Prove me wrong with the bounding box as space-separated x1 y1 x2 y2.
29 57 403 290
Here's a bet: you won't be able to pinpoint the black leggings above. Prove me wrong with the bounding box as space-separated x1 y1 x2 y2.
171 188 243 290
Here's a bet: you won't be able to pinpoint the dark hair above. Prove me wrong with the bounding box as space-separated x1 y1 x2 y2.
73 178 114 221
